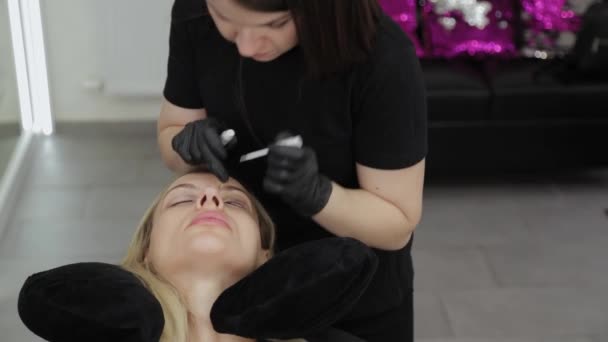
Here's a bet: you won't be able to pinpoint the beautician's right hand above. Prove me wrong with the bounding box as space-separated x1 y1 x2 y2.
172 118 233 182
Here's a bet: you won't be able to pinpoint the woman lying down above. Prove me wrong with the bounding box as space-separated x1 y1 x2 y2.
17 171 378 342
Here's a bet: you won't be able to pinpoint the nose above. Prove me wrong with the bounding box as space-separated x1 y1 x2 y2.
197 187 224 209
235 29 261 57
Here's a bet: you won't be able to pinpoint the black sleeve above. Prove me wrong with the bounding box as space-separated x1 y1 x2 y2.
305 328 367 342
162 0 205 109
353 28 428 170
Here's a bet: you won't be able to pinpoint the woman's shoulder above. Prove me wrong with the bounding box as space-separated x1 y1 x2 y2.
170 0 216 41
370 14 419 68
350 15 421 89
171 0 208 23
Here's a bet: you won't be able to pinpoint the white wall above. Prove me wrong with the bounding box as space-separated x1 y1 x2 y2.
41 0 172 122
0 0 20 124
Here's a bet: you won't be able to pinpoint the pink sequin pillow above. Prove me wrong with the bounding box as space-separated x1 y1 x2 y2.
520 0 590 59
379 0 426 57
422 0 517 58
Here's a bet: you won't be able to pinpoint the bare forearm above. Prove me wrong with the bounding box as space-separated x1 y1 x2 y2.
313 183 416 250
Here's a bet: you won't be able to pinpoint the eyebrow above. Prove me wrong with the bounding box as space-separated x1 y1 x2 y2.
165 183 197 196
220 184 250 196
207 1 291 27
165 182 249 198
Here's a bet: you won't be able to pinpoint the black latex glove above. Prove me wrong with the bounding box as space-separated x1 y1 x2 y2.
171 118 235 182
263 132 333 217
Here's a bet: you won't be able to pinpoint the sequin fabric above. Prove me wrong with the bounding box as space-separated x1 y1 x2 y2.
423 0 518 57
379 0 426 56
520 0 593 58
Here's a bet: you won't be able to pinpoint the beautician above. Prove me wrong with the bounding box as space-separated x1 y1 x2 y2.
157 0 427 340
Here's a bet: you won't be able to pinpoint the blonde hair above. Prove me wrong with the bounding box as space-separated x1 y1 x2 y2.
121 173 276 342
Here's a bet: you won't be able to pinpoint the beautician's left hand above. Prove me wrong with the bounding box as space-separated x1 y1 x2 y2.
263 133 333 217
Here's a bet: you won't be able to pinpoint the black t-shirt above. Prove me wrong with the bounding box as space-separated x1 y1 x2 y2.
164 0 427 325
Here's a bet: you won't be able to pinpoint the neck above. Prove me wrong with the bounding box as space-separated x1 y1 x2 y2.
171 273 255 342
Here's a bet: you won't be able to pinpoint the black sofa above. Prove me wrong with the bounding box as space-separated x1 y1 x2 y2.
420 1 608 175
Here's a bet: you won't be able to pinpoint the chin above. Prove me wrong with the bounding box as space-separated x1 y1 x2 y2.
188 235 229 255
252 52 279 62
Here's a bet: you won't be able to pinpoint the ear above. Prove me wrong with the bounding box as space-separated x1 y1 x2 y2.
18 262 164 342
211 237 378 340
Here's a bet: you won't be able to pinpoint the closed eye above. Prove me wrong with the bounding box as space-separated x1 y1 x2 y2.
225 199 247 209
170 200 193 207
268 19 290 29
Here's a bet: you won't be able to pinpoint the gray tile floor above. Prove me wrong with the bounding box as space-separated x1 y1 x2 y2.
1 124 607 341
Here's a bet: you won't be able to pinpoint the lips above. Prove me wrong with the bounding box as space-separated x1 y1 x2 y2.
189 211 230 229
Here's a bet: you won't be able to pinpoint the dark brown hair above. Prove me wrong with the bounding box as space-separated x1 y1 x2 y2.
234 0 382 78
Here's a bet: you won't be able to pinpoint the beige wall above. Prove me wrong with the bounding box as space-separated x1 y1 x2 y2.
0 0 20 124
41 0 169 122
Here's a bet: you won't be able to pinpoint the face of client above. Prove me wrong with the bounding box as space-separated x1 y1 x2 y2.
147 173 270 283
126 172 273 341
